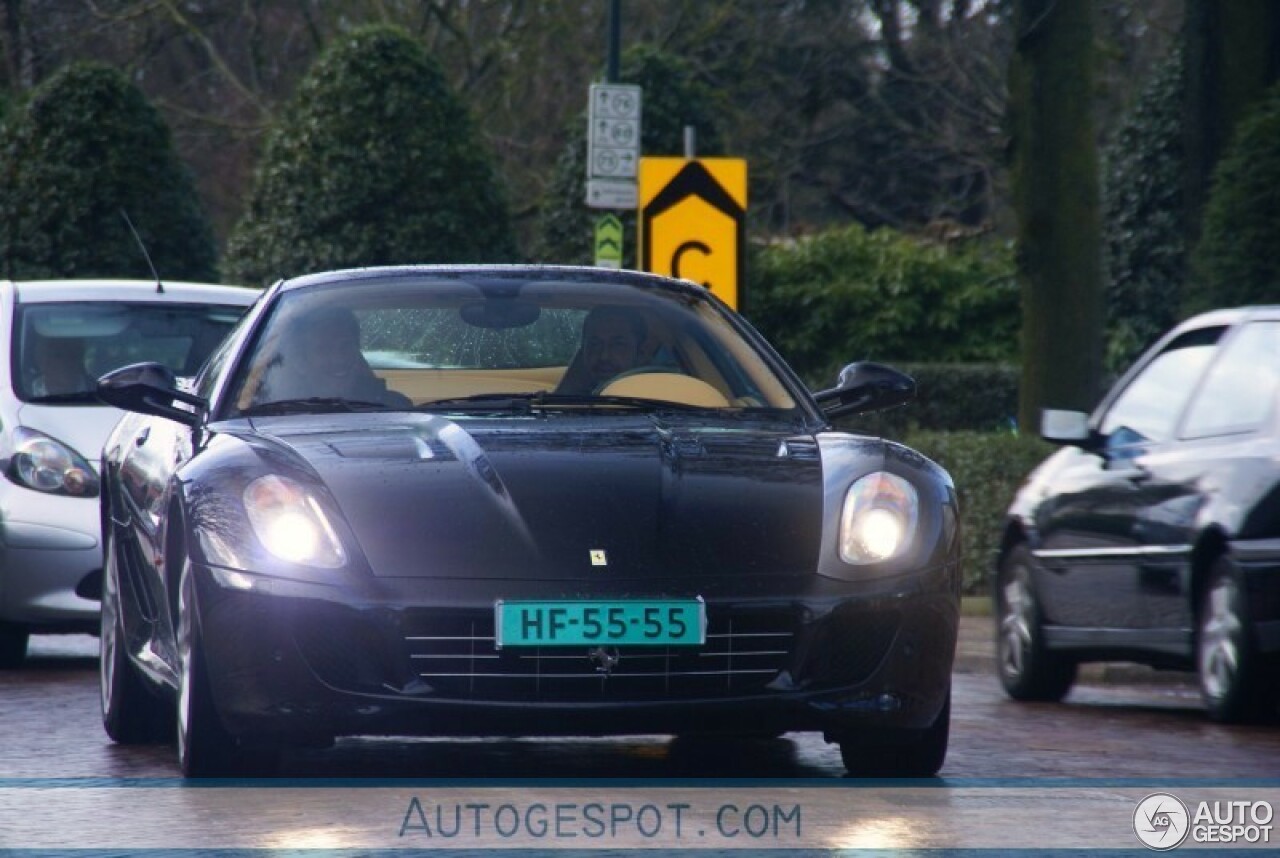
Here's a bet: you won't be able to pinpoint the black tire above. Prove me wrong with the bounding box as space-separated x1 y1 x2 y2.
0 620 28 669
100 532 171 743
1197 555 1276 723
176 559 279 777
838 689 950 778
995 543 1076 701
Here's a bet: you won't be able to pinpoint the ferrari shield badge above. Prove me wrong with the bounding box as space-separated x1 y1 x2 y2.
590 549 608 566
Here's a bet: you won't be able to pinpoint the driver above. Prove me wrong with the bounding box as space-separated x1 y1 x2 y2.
259 306 410 407
557 305 648 394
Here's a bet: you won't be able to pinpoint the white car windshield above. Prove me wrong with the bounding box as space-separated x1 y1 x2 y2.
15 302 245 403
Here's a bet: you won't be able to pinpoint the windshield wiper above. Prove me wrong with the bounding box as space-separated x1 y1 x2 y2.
25 391 100 404
417 391 701 413
240 397 392 416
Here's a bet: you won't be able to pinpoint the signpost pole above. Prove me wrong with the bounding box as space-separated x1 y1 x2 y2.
607 0 620 83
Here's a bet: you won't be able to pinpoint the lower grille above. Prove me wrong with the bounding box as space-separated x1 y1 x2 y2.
403 611 795 701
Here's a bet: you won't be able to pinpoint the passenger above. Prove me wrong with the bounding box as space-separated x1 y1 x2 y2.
28 335 94 397
261 306 410 407
557 305 650 394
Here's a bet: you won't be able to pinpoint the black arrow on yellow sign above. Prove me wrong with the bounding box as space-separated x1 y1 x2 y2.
640 160 746 307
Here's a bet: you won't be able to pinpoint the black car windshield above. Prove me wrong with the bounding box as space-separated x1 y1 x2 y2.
14 301 247 404
226 274 799 416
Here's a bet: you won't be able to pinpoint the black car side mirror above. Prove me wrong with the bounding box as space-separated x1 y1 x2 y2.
814 361 915 419
97 362 206 429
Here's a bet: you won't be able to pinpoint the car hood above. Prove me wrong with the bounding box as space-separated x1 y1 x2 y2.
14 403 123 466
249 413 825 582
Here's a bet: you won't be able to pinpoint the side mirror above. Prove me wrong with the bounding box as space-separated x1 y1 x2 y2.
814 361 915 419
1040 408 1091 445
97 362 206 429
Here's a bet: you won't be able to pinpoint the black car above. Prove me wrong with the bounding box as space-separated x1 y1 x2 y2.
97 265 960 777
997 307 1280 722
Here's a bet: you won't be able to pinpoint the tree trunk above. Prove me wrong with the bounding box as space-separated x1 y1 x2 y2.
1011 0 1104 431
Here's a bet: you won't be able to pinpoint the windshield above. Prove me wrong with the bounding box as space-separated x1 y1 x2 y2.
14 301 247 404
227 274 799 416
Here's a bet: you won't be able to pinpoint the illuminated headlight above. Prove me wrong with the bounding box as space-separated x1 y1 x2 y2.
839 472 919 564
6 427 100 497
243 474 347 568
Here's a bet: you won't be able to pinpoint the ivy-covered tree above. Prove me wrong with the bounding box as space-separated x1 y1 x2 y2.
1192 81 1280 310
0 63 217 281
224 25 515 286
1102 47 1187 370
534 45 724 267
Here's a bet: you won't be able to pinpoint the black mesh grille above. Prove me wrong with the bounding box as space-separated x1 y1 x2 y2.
402 610 796 701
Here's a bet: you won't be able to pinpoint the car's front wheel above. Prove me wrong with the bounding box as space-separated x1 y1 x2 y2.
101 531 171 743
995 544 1076 701
837 689 950 777
176 558 278 776
1197 555 1276 723
0 620 28 669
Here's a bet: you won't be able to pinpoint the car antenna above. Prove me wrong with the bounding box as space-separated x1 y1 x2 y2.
120 209 164 294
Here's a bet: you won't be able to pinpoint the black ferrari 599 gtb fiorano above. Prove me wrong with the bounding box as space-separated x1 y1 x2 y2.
96 265 960 777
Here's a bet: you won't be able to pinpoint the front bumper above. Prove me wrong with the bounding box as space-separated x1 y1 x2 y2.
0 489 101 630
192 560 959 743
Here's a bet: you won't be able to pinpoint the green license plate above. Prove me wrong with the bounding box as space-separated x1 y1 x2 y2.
494 599 706 648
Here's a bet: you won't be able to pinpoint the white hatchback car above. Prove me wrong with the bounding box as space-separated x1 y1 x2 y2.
0 280 258 666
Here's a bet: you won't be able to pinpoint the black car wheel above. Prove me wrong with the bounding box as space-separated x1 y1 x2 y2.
0 620 28 669
838 688 950 777
1197 555 1275 723
995 544 1076 701
101 531 171 743
176 558 279 776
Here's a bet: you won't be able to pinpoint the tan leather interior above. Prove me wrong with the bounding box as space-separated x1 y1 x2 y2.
598 372 730 407
376 366 562 404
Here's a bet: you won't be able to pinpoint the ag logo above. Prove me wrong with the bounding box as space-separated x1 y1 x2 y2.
1134 793 1190 850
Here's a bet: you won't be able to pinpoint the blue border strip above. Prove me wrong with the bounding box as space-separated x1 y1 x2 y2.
1 776 1278 789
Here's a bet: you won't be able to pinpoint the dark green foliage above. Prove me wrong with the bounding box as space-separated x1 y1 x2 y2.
224 26 515 286
1191 80 1280 311
535 46 724 266
747 225 1018 384
904 431 1052 595
0 63 217 281
1102 48 1187 371
838 363 1020 438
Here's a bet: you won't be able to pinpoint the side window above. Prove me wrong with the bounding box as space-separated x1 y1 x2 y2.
1181 322 1280 438
1100 327 1224 446
194 311 253 401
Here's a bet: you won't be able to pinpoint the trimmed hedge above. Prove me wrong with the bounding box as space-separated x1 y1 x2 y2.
902 430 1052 595
746 225 1019 386
831 362 1019 437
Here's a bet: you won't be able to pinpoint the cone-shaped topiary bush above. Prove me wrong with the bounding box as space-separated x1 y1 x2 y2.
0 63 218 281
224 25 515 286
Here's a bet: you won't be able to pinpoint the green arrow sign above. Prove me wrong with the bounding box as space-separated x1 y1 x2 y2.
594 214 624 269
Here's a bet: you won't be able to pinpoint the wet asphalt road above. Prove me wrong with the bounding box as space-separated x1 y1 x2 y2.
3 624 1277 781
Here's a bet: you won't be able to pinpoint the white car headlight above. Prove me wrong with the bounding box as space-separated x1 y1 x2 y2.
6 426 100 497
839 471 919 564
243 474 347 568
